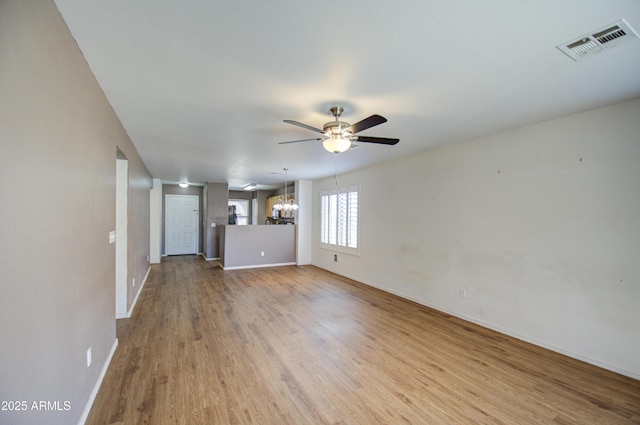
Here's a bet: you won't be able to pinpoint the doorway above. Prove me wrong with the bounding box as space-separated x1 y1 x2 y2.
165 194 199 255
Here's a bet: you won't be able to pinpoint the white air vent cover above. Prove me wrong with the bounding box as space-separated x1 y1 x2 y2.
557 19 638 61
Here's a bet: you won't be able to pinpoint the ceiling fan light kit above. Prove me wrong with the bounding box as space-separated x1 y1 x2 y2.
280 106 399 153
323 137 352 153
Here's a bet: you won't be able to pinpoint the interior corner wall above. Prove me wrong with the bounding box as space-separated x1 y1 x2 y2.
205 182 229 259
311 98 640 379
0 2 151 424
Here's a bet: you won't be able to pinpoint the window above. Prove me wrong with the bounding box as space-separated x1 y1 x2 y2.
320 185 359 254
228 199 249 225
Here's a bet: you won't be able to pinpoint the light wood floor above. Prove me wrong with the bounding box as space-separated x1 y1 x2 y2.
87 256 640 424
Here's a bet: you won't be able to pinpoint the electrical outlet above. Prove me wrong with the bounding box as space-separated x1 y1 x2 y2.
334 254 338 263
260 251 264 257
147 255 150 262
460 288 467 299
132 278 136 287
86 347 92 367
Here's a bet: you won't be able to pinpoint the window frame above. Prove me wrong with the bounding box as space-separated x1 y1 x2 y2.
320 185 360 255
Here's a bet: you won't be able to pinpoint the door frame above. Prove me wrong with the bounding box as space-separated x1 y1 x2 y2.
164 194 199 255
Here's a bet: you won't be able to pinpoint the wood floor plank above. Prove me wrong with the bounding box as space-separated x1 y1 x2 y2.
87 256 640 424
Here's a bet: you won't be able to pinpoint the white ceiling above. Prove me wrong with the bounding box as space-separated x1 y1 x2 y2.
54 0 640 189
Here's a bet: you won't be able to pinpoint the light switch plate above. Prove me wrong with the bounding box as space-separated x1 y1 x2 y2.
109 231 116 244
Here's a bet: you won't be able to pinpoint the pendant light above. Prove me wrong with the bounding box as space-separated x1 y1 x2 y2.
273 168 298 216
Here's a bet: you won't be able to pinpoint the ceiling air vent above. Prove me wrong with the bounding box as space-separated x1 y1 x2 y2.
557 19 638 61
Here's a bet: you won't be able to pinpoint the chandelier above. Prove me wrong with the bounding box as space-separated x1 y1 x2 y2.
273 168 298 216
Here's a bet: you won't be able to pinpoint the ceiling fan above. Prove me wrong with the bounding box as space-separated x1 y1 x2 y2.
279 106 399 153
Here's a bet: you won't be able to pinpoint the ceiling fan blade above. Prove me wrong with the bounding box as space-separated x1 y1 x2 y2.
354 135 399 145
347 114 387 134
283 120 325 134
278 137 325 144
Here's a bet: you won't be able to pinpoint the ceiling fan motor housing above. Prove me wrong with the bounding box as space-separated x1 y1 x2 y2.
323 121 352 138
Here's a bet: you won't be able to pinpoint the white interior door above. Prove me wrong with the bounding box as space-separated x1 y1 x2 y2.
166 194 198 255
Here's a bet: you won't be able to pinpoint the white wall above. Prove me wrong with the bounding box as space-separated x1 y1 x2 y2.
296 179 313 265
312 98 640 379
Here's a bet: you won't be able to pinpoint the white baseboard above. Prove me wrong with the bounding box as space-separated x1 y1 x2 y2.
126 266 150 318
221 262 296 271
77 338 118 425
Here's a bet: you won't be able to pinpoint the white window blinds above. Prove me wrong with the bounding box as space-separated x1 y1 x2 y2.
320 185 359 253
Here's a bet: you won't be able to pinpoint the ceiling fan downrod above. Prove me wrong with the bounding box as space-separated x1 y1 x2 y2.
326 106 350 137
329 106 344 119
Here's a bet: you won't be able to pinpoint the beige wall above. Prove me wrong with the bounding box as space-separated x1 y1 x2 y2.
204 182 229 259
0 1 151 424
312 98 640 379
219 225 296 269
